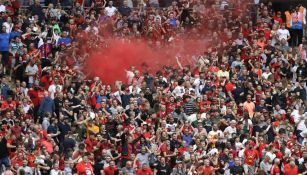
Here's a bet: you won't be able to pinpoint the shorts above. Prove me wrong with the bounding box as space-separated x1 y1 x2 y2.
243 164 256 175
0 51 9 67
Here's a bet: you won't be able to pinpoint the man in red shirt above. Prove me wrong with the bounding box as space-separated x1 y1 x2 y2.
1 96 16 114
136 163 153 175
76 155 94 175
270 158 280 175
283 158 298 175
198 159 214 175
244 141 258 174
103 161 117 175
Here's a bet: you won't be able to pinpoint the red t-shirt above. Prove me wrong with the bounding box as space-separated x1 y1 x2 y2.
40 75 51 91
136 168 153 175
225 83 235 93
1 100 17 112
283 164 298 175
76 162 94 175
202 166 214 175
244 148 258 166
270 165 280 175
103 166 117 175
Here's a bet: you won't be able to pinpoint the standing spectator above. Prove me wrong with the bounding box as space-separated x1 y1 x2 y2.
76 155 94 175
29 0 44 21
243 95 255 118
0 26 10 74
230 157 245 175
38 91 55 123
243 141 258 174
270 158 281 175
118 0 131 17
25 59 39 88
290 6 305 46
105 1 117 17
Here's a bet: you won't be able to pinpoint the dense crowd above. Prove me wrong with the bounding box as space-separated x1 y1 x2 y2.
0 0 306 175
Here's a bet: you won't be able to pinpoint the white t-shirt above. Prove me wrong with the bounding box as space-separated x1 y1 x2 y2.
105 6 117 17
265 152 276 162
50 169 62 175
262 72 272 80
224 126 237 138
128 85 141 95
277 29 290 41
172 85 185 97
25 64 38 84
48 84 63 99
0 5 5 12
166 123 177 133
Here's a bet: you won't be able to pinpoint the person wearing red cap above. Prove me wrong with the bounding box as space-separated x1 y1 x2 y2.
243 140 259 174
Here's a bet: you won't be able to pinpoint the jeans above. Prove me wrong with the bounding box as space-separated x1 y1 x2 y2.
0 157 10 174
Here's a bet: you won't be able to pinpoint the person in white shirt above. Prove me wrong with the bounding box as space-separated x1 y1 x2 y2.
48 76 63 99
224 120 237 139
262 66 272 80
265 145 276 162
172 80 185 97
105 1 117 17
0 2 5 12
259 156 272 174
277 24 290 44
25 60 39 88
50 163 62 175
2 17 13 33
17 160 33 175
128 83 141 95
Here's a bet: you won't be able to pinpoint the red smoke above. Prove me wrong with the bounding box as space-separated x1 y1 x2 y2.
85 38 207 85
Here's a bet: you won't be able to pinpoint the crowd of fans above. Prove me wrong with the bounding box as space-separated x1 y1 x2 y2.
0 0 306 175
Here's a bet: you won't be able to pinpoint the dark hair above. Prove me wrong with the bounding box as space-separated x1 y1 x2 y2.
79 143 85 150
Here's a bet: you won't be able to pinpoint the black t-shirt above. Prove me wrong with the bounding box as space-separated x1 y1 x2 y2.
68 97 81 114
63 137 76 153
93 162 104 175
40 159 52 175
156 163 171 175
295 86 307 101
57 122 71 141
60 106 74 121
54 97 64 116
0 138 9 158
230 165 244 175
105 120 118 137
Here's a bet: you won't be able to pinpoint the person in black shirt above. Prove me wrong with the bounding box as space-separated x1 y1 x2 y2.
230 157 244 175
154 157 171 175
39 154 52 175
170 134 180 151
0 133 10 173
53 92 64 117
93 156 104 175
298 158 306 174
60 100 74 122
